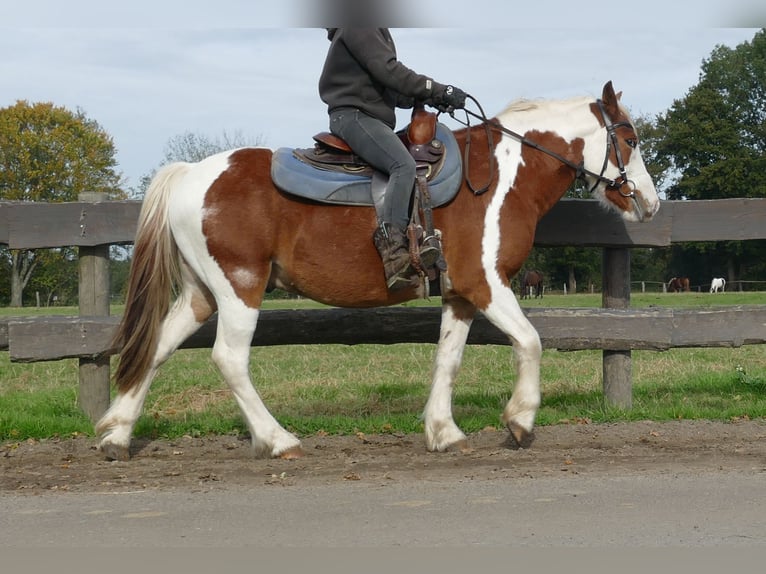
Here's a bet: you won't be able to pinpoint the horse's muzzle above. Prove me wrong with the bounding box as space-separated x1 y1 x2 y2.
633 189 660 222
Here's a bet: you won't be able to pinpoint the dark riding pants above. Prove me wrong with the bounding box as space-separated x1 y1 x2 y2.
329 107 416 230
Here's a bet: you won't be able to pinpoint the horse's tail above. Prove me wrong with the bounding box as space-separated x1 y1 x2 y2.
112 162 191 393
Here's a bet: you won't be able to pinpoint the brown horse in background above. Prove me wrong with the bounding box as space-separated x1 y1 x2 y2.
96 82 660 462
521 270 544 299
667 277 690 292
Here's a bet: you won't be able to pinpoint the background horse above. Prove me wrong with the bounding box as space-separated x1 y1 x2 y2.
710 277 726 293
668 277 690 293
96 81 660 461
521 270 544 299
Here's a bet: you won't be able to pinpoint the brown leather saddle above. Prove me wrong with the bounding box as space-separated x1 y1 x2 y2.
294 108 446 181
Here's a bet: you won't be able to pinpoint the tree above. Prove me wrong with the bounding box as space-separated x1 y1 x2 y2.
27 248 78 306
0 100 124 306
135 130 264 197
632 115 672 193
650 29 766 288
531 182 603 294
657 29 766 201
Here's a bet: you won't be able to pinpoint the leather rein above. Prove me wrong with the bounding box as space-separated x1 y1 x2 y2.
447 95 638 200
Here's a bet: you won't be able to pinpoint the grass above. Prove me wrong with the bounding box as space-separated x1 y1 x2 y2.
1 292 765 441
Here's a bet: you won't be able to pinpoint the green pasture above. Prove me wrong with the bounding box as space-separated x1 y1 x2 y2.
1 292 765 442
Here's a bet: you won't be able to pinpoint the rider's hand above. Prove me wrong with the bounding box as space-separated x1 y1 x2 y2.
433 85 467 112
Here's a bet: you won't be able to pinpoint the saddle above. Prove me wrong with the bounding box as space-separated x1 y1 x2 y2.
294 108 446 181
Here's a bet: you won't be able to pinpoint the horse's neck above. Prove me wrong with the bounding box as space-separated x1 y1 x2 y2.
453 100 599 214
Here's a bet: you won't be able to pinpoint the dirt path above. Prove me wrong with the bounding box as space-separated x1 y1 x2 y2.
2 419 765 493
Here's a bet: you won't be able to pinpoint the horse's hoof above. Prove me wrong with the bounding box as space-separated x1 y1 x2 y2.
277 446 305 460
507 423 535 449
450 439 474 454
100 442 130 461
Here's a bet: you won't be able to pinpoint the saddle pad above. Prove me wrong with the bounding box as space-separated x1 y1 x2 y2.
271 122 463 208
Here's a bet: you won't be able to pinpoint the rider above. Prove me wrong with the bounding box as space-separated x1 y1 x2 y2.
319 28 467 290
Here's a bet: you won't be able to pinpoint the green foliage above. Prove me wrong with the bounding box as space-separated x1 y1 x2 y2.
632 115 672 191
0 100 124 202
22 248 77 306
0 100 126 306
635 29 766 288
656 29 766 201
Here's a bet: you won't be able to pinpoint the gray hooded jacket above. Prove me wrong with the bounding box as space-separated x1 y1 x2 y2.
318 28 445 128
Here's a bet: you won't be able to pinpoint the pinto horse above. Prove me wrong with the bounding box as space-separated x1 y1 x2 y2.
668 277 690 293
96 81 660 461
521 270 544 299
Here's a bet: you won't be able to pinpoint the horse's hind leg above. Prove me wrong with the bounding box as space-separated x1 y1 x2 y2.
424 297 475 452
96 263 215 460
211 299 302 459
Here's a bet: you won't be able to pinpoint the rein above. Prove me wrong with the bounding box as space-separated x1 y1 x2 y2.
448 95 637 200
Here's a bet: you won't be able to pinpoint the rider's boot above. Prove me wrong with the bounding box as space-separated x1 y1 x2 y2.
372 223 417 290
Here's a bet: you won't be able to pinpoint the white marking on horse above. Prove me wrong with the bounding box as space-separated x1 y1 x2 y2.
230 267 258 290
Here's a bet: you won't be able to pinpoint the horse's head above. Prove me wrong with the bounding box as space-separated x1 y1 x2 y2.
582 81 660 223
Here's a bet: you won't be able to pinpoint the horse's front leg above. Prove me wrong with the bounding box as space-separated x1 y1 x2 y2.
484 289 542 446
423 297 476 452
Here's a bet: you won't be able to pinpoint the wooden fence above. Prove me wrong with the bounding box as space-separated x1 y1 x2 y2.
2 197 766 421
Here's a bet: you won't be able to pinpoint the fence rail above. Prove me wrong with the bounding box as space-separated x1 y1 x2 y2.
2 197 766 420
3 306 766 363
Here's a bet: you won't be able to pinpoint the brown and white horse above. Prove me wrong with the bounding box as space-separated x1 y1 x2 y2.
96 81 660 460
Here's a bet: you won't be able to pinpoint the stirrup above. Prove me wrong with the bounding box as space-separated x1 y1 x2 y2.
419 234 443 270
409 225 445 273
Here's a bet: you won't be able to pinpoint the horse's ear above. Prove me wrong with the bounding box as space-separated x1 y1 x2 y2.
601 81 621 113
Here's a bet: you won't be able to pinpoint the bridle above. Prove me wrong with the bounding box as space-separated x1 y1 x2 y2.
448 95 639 206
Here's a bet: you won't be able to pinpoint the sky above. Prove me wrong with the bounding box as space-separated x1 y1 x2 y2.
2 1 764 191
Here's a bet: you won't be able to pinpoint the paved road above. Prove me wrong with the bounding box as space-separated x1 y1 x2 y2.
2 472 764 547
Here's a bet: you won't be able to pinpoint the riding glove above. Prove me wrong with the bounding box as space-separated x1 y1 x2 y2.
433 85 467 112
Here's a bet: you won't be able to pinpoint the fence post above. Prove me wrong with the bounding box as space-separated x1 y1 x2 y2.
77 192 111 421
602 247 632 408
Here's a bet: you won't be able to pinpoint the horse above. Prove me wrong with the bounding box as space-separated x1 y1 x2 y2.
96 81 660 461
710 277 726 293
667 277 690 293
521 270 544 299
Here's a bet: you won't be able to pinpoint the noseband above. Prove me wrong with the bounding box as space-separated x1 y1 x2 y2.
453 96 640 205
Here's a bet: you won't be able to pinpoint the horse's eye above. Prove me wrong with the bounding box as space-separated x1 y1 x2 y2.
626 138 638 149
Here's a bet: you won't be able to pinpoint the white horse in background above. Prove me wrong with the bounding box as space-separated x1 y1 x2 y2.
710 277 726 293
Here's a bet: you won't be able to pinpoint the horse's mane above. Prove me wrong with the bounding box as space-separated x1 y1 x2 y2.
496 94 632 130
500 99 543 114
498 95 594 116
